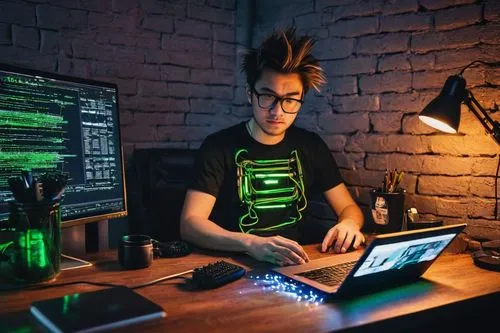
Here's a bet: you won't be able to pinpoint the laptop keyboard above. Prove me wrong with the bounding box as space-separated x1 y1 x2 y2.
296 261 357 287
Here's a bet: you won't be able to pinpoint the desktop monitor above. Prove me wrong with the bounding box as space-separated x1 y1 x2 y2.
0 64 127 235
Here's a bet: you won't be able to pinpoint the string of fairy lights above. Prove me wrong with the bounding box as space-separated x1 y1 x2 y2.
247 273 326 305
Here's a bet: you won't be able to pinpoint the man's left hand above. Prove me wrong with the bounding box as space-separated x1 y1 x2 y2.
321 219 365 253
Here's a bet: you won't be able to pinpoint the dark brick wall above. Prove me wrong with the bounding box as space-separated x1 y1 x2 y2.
253 0 500 240
0 0 248 155
0 0 248 245
1 0 498 241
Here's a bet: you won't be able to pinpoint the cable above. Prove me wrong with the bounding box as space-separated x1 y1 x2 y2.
0 280 125 292
3 263 240 292
130 269 193 290
0 241 13 255
495 154 499 220
2 270 195 292
458 60 491 75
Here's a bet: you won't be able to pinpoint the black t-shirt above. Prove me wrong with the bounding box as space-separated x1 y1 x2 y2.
188 121 344 241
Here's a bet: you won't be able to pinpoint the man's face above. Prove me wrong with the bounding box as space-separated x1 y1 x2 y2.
247 69 304 140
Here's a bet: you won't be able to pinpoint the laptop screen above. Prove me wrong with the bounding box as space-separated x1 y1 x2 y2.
353 233 456 277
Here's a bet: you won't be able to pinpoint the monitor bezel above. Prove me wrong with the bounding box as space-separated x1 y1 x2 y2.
0 63 128 228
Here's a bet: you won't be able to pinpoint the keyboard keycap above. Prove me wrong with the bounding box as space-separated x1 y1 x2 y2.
296 261 357 287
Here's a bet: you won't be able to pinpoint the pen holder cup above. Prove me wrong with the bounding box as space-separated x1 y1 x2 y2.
7 200 62 284
369 189 405 234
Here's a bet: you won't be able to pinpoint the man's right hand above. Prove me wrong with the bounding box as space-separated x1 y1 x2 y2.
244 235 309 266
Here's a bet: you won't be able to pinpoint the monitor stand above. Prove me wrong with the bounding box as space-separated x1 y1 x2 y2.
61 253 92 270
60 221 108 270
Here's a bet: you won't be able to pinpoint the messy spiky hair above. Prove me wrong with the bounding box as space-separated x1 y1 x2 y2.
241 27 326 94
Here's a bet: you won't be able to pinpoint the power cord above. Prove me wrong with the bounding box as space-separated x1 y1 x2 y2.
130 270 193 289
0 281 126 292
458 60 491 75
1 271 194 292
1 240 195 292
495 154 499 220
2 261 247 292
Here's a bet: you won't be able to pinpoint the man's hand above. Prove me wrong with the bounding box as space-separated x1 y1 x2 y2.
245 235 309 266
321 219 365 254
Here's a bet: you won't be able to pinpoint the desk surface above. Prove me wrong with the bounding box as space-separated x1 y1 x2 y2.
1 244 499 333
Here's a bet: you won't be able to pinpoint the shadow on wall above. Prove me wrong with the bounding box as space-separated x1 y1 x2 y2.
126 149 195 242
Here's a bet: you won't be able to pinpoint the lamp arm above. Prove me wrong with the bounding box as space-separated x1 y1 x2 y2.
464 90 500 145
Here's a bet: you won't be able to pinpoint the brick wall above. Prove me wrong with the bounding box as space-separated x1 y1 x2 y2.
1 0 499 241
0 0 248 156
254 0 500 240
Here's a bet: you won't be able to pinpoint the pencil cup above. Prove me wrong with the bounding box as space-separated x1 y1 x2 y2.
369 189 405 234
7 200 61 284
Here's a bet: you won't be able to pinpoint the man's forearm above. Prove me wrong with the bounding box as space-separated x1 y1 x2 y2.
180 217 254 252
338 204 364 229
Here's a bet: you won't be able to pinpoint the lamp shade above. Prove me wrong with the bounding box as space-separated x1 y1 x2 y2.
419 75 467 133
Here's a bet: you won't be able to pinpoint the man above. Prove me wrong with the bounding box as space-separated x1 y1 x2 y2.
180 27 365 266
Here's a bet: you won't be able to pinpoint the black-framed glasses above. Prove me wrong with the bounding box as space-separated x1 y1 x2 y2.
251 88 303 114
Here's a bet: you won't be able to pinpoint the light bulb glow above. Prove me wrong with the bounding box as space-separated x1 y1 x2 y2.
419 115 457 133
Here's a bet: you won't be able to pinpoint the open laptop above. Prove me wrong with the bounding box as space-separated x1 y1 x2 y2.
273 223 467 297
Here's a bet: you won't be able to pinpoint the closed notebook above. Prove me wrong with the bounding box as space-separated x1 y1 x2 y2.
30 287 166 333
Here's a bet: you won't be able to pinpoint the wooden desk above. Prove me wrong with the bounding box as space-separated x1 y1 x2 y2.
1 245 499 333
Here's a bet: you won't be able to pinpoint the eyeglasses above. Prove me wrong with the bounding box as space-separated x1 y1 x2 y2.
251 88 303 114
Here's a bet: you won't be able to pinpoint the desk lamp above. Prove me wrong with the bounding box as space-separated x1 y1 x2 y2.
418 61 500 144
418 61 500 271
418 60 500 213
418 61 500 218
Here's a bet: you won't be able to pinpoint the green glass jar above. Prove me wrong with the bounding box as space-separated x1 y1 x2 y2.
8 200 61 284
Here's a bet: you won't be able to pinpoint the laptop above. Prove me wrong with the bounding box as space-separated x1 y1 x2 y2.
273 223 467 297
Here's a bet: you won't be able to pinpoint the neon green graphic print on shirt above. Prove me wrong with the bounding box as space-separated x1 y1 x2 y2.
188 122 344 241
235 148 307 234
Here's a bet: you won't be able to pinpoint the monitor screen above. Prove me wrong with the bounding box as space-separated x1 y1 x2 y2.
0 64 127 226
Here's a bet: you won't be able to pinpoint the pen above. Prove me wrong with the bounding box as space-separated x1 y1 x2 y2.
384 170 387 192
385 170 390 192
394 171 404 192
382 169 404 193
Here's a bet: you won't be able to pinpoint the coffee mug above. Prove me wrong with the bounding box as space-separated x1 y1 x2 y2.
118 235 153 269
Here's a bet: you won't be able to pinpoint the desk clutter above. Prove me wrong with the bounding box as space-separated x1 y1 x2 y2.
382 169 404 193
406 207 443 230
368 169 406 233
1 171 69 284
13 248 499 333
27 258 246 331
118 234 193 270
116 234 246 289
